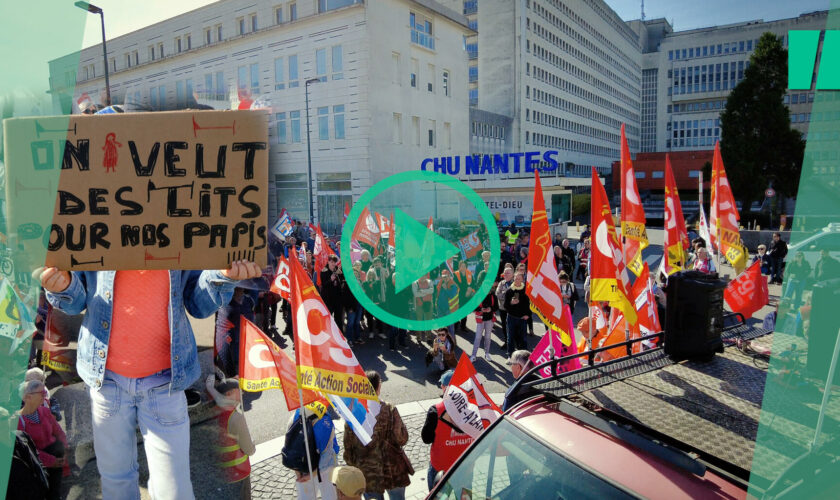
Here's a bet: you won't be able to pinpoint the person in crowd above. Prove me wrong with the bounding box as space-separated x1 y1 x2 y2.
24 368 61 421
553 246 564 274
504 223 519 246
504 272 531 364
359 250 373 274
513 263 535 335
17 379 68 500
782 251 810 308
558 272 577 311
436 270 460 337
386 273 411 350
516 246 529 267
579 224 591 243
343 262 364 346
305 251 315 279
813 248 840 282
499 241 516 275
753 245 771 275
331 466 367 500
686 238 706 267
421 370 474 492
288 400 340 500
343 371 411 500
693 247 714 274
370 257 390 334
206 374 255 499
215 287 257 378
427 328 457 373
412 273 435 343
501 350 534 412
453 261 475 332
553 232 564 249
767 232 789 285
576 238 591 282
561 239 576 277
363 269 384 338
471 280 497 362
495 268 514 351
320 255 343 321
481 250 492 269
40 260 261 499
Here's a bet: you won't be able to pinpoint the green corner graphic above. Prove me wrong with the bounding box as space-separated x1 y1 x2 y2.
393 208 459 293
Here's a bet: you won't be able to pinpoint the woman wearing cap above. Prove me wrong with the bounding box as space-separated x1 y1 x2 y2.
343 371 412 500
17 379 68 500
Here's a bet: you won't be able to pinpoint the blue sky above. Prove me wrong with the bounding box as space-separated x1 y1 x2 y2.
77 0 832 49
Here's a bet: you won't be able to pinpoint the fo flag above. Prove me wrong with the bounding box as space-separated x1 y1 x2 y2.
352 207 381 248
619 124 649 276
443 354 502 439
724 260 769 319
270 256 291 300
529 304 581 377
238 318 323 410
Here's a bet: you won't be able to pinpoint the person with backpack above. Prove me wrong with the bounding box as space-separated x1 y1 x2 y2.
342 371 412 500
282 400 339 500
16 380 68 500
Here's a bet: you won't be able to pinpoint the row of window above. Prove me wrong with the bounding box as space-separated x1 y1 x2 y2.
791 113 811 124
526 131 619 158
528 85 641 141
393 52 451 96
471 122 506 140
667 136 718 148
527 109 620 144
785 92 815 105
668 39 758 61
529 19 639 101
272 105 346 144
390 114 451 149
410 12 435 50
528 62 639 124
668 61 748 95
667 100 726 114
533 0 641 74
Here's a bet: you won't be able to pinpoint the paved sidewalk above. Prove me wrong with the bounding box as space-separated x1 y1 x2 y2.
250 394 505 500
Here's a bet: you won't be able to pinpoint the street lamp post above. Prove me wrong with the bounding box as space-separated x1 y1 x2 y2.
305 78 321 224
75 1 111 106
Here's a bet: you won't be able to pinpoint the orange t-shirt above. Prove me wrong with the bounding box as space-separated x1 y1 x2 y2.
105 270 172 378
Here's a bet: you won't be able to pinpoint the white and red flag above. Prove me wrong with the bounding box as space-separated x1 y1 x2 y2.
443 354 503 439
270 255 291 300
619 124 649 276
387 213 396 255
375 212 391 239
724 260 769 319
630 263 661 336
352 207 381 248
526 171 570 345
312 224 336 285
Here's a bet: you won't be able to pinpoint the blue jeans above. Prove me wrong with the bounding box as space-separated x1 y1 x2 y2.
427 464 439 491
784 278 807 308
90 369 193 500
506 316 527 357
364 488 406 500
346 307 363 342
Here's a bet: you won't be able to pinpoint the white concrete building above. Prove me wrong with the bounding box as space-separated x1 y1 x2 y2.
49 0 473 233
630 10 828 152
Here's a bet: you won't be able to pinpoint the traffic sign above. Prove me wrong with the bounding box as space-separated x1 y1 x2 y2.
765 188 776 198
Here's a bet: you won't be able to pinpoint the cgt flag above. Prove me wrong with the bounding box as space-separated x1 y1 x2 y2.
443 354 502 439
313 224 336 286
590 169 637 325
527 171 570 345
353 207 381 248
343 202 350 224
270 255 291 300
630 263 661 353
724 260 769 319
663 155 687 275
619 123 649 276
238 317 322 410
710 142 747 272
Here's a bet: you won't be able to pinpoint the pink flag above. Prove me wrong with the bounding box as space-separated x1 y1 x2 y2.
529 304 581 378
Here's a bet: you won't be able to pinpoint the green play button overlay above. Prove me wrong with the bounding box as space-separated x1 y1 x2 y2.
394 208 460 293
341 170 500 331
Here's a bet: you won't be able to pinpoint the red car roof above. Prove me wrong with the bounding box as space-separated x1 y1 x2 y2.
508 396 747 499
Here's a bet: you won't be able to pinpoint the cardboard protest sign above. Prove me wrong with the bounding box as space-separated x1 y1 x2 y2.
3 110 269 270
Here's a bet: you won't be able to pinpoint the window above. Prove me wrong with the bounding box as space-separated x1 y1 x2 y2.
290 2 297 21
176 37 182 53
288 55 299 87
133 51 139 66
443 70 450 96
110 58 116 72
238 17 245 35
635 171 646 179
318 0 357 12
443 122 451 149
216 24 223 41
668 50 673 60
205 28 212 45
158 85 166 109
427 64 435 92
392 52 400 84
215 71 224 100
412 116 420 145
428 119 436 147
251 14 258 32
186 35 192 50
126 54 131 68
392 113 402 143
290 110 301 142
410 58 418 88
150 88 157 109
747 40 753 51
250 63 259 95
274 58 285 90
333 105 345 139
238 65 248 89
158 43 164 58
204 73 213 98
332 45 343 79
688 170 701 178
316 48 327 81
652 171 664 179
792 94 799 104
275 7 283 24
410 12 434 50
150 46 156 61
318 106 329 140
176 80 184 106
275 112 287 144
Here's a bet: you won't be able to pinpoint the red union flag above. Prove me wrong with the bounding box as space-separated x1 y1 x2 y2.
724 260 769 319
238 317 322 410
526 171 570 345
375 212 391 238
352 207 381 248
663 155 686 275
270 256 291 300
710 142 747 272
529 304 580 377
387 213 396 254
590 168 637 325
289 255 379 401
619 124 648 276
343 202 350 224
443 354 502 439
458 231 482 260
631 263 661 337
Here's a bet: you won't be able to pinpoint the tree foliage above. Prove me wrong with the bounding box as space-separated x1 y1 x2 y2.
720 32 805 211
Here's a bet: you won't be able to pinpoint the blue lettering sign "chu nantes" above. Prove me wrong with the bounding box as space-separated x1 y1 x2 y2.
420 151 559 175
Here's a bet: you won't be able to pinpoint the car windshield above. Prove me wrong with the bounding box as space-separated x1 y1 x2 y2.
432 418 635 500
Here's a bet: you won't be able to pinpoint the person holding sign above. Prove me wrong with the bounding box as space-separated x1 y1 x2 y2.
39 260 262 500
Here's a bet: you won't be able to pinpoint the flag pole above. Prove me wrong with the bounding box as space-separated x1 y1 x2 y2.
297 389 316 485
587 304 593 352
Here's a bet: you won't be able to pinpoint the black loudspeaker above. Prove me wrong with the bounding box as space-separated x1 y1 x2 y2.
664 271 727 360
806 279 840 382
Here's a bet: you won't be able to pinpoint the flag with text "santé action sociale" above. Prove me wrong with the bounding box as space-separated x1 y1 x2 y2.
619 124 649 277
443 354 502 439
589 168 637 325
238 317 323 410
710 142 747 272
526 170 570 345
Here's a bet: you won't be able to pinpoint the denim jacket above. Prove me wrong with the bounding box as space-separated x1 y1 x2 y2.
45 271 237 392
